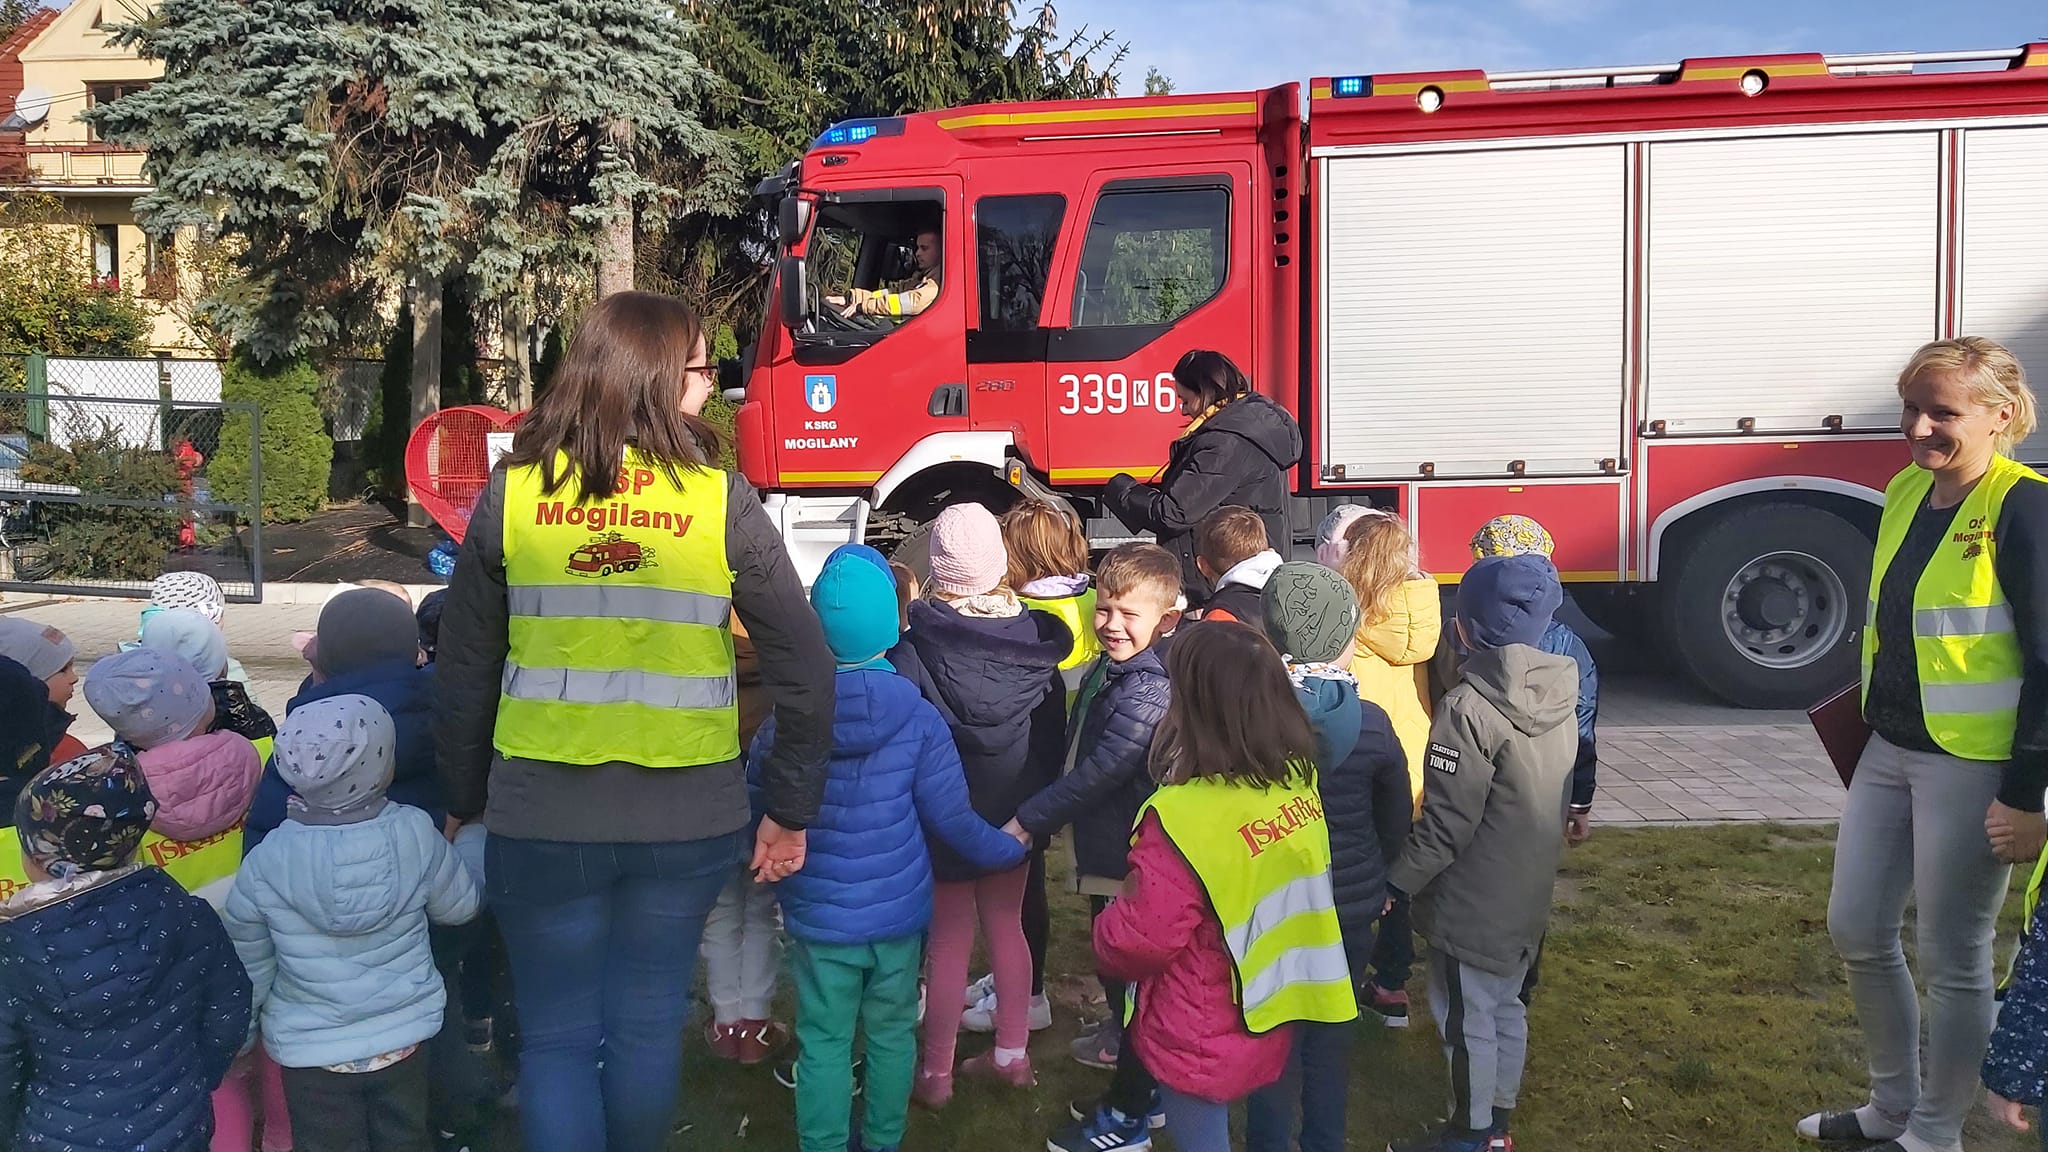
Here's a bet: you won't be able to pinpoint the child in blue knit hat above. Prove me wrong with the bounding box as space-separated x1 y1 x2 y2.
748 552 1025 1152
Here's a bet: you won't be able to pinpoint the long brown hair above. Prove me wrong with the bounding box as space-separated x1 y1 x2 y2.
1341 515 1416 625
1149 621 1317 788
1000 500 1090 587
503 292 725 501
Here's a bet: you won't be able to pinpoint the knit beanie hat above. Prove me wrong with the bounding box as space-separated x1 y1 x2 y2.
825 543 897 586
83 648 214 750
0 617 74 682
147 571 226 627
274 694 395 822
0 655 57 787
315 589 423 677
139 608 230 681
16 746 157 879
415 589 447 662
1457 554 1562 650
928 504 1007 598
1470 514 1555 561
812 554 902 669
1261 562 1362 664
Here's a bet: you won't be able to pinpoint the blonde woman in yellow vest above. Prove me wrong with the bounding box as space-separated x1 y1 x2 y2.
1092 621 1354 1152
434 293 835 1152
1801 337 2048 1152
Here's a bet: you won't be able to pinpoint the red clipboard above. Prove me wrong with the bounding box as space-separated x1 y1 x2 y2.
1807 683 1870 788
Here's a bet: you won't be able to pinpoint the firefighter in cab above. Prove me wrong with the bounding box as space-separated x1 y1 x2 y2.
829 226 941 320
434 291 834 1152
1802 336 2048 1152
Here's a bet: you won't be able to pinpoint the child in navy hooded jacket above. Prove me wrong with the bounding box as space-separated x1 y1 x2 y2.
750 553 1024 1152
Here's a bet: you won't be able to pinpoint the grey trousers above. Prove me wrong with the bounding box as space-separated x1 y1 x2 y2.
1828 734 2012 1151
1427 949 1532 1133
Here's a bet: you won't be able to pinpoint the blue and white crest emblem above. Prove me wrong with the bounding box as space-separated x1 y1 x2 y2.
805 375 837 414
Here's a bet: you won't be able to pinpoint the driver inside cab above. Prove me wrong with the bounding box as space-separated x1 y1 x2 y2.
829 228 940 320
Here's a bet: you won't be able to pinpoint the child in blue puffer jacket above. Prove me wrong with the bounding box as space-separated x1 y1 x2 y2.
750 552 1026 1152
226 695 479 1152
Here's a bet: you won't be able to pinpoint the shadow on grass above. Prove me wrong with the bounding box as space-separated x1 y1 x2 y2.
491 825 2040 1152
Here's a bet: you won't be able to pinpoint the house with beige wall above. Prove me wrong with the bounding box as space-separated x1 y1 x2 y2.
1 0 210 354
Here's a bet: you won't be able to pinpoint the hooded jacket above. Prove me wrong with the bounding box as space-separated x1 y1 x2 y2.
1014 644 1170 883
1103 392 1303 600
1199 550 1283 626
248 662 442 852
1538 620 1601 810
1389 644 1578 977
0 866 250 1152
1293 670 1401 944
224 803 481 1068
1348 576 1442 812
136 731 262 843
888 598 1069 882
748 668 1025 946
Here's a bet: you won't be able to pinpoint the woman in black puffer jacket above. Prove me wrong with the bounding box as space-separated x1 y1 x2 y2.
1103 350 1303 603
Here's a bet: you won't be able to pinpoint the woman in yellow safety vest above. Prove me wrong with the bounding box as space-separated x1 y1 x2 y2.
435 292 834 1152
1800 337 2048 1152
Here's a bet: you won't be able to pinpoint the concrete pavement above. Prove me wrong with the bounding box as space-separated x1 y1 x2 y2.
0 590 1848 827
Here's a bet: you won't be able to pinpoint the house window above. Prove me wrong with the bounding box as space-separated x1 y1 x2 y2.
85 81 149 141
93 224 117 287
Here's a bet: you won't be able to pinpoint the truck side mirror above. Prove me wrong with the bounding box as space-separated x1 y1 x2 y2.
716 357 744 403
778 254 809 331
778 197 811 247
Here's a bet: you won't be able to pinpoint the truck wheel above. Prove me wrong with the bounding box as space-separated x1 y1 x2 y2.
1662 503 1870 710
599 564 613 577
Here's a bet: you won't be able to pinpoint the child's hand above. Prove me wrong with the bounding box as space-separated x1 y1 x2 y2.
1988 1092 2030 1132
1001 818 1031 848
1566 811 1592 846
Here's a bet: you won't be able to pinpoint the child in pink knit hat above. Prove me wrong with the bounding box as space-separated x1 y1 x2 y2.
890 502 1072 1100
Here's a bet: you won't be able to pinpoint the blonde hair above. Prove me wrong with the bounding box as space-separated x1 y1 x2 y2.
1341 516 1418 625
1000 500 1090 588
1095 542 1182 609
889 560 918 631
1899 337 2039 455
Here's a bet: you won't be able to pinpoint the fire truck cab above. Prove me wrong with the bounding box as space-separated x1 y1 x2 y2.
735 44 2048 710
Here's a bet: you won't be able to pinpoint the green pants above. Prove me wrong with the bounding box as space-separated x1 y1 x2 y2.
790 934 923 1152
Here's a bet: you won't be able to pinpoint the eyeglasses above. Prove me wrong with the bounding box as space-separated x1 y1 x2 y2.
684 365 716 381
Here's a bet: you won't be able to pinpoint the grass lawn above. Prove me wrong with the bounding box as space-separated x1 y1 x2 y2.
503 824 2041 1151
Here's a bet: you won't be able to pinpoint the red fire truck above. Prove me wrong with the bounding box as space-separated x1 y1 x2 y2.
732 44 2048 709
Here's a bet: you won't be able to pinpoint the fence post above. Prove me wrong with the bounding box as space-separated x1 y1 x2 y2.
23 351 45 438
248 403 263 602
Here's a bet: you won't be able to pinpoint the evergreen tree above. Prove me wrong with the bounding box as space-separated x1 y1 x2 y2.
213 354 332 522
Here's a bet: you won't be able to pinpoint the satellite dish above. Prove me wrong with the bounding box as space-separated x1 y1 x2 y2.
13 87 50 124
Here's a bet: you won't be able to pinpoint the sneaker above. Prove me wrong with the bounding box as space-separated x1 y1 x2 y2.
464 1015 493 1053
434 1133 472 1152
1387 1126 1491 1152
911 1069 953 1110
963 972 996 1008
1047 1106 1153 1151
1365 985 1410 1029
962 991 1054 1033
1070 1020 1120 1070
917 980 927 1025
1069 1093 1167 1130
958 1050 1036 1088
704 1020 744 1062
774 1056 864 1095
733 1019 789 1066
1795 1109 1906 1147
1485 1137 1513 1152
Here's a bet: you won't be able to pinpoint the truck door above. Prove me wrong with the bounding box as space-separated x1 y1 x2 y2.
1038 165 1255 487
771 179 969 489
964 193 1070 467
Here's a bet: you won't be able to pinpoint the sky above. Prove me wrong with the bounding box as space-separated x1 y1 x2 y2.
1048 0 2048 95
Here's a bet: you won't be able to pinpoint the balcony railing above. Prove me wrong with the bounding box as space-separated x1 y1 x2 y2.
0 140 149 189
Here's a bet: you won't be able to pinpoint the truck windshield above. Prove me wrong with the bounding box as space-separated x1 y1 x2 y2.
803 201 943 334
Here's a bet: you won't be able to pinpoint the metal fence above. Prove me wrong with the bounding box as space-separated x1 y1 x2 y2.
0 382 263 601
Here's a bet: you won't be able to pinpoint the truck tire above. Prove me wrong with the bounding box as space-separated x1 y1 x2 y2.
1662 502 1871 710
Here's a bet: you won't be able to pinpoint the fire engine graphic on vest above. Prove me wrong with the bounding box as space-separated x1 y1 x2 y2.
566 532 659 578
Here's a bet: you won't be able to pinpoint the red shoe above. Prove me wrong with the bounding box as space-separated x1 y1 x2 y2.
705 1021 744 1062
733 1019 789 1066
957 1050 1035 1088
1365 985 1410 1029
911 1069 953 1109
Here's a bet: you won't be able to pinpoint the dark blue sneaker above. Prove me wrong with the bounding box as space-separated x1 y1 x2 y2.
1068 1093 1167 1130
1048 1105 1153 1151
1388 1126 1491 1152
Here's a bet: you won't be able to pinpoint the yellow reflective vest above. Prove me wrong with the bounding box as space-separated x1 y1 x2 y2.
0 822 244 907
496 449 739 768
1022 586 1101 705
1863 455 2043 761
1139 771 1357 1033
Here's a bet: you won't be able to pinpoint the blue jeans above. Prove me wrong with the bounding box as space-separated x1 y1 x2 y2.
1160 1087 1233 1152
488 831 746 1152
1245 1022 1354 1152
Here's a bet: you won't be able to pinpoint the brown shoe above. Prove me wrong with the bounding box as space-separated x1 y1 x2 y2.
705 1021 744 1062
957 1050 1035 1088
733 1019 789 1066
911 1069 953 1109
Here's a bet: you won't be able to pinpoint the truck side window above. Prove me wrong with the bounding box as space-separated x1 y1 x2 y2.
975 194 1066 331
1070 185 1229 328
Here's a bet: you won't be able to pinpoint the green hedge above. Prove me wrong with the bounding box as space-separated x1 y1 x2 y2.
213 353 331 522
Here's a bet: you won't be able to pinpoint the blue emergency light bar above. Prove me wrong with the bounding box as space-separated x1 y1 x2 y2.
811 118 907 148
1332 76 1370 97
